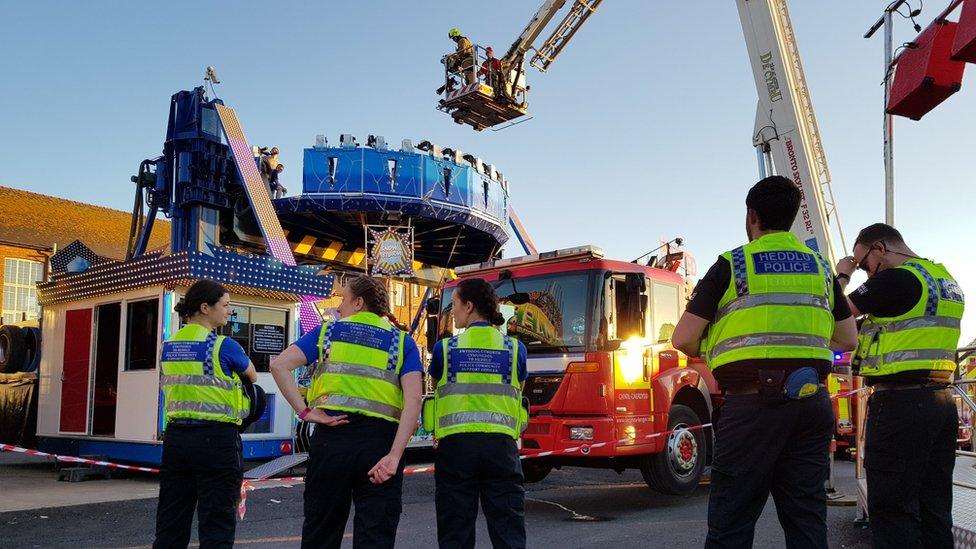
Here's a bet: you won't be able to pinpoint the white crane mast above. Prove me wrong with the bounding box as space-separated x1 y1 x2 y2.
737 0 847 265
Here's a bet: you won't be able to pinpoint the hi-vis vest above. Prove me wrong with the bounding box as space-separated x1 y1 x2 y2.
701 232 835 369
307 311 406 423
855 259 964 377
161 324 248 425
428 325 526 439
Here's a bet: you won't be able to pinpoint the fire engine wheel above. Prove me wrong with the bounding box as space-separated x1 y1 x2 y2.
0 325 26 373
640 404 705 496
521 461 552 484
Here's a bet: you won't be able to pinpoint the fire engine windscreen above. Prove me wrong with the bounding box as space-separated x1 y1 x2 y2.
442 272 598 353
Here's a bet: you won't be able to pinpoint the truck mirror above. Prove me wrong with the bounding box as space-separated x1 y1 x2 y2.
426 297 441 314
639 295 648 314
625 272 646 293
426 318 440 353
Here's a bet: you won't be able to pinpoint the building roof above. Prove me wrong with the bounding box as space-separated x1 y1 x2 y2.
0 185 170 259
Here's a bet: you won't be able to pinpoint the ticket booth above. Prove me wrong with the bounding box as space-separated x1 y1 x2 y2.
34 245 333 464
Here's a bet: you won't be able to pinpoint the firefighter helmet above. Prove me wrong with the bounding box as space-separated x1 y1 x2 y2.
448 28 461 38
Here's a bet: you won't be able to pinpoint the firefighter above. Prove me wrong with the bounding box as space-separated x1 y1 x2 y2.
447 28 476 85
154 279 258 548
270 275 423 549
835 223 964 548
671 175 857 548
427 278 527 549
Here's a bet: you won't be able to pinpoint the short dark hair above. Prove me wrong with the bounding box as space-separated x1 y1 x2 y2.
175 279 228 319
855 223 905 247
745 175 801 231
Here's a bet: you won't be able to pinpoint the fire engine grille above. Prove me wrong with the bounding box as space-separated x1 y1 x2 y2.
525 375 564 406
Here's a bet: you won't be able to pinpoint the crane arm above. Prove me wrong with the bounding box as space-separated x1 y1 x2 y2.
503 0 568 65
737 0 847 266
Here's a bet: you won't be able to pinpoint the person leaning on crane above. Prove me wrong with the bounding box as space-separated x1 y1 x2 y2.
154 279 259 549
834 223 964 549
671 175 858 548
447 28 476 85
426 278 528 549
270 275 423 549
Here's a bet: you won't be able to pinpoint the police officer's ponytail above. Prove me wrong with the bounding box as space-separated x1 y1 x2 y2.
347 275 390 316
456 278 505 326
175 279 228 320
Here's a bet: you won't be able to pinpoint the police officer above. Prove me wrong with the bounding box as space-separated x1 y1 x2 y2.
270 275 423 549
834 223 964 548
672 175 857 548
427 278 527 549
154 279 258 548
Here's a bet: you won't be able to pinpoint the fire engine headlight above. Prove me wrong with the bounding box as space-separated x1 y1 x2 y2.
569 426 594 440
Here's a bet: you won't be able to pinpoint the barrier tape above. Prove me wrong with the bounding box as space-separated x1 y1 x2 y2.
0 443 160 473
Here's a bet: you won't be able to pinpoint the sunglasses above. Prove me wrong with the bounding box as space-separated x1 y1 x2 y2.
854 241 884 272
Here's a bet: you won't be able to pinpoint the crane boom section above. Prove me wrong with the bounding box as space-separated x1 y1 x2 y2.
504 0 568 64
737 0 843 265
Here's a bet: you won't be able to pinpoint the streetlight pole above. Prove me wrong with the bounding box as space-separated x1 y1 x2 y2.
865 0 906 226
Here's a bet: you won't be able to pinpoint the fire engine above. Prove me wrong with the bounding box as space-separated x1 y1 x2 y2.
433 245 712 494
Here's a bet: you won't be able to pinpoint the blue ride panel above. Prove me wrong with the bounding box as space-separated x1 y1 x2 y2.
277 142 510 267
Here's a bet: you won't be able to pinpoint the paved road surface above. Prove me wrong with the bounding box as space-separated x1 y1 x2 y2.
0 457 871 548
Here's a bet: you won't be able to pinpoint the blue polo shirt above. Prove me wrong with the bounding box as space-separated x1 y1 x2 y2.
217 338 251 377
429 322 528 382
293 322 424 377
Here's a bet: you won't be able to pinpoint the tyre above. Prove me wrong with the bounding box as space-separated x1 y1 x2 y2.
521 461 552 484
20 327 41 373
0 325 26 373
640 404 706 495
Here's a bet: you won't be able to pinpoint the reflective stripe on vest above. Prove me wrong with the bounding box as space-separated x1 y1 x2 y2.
708 333 831 362
310 394 403 419
161 375 239 391
166 400 246 418
306 312 405 423
436 383 520 398
433 325 523 439
701 232 834 369
161 324 246 425
439 411 518 430
312 361 400 385
856 259 964 377
713 294 830 325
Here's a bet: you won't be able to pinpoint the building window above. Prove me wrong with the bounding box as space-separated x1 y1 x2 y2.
3 258 44 324
392 283 405 307
126 299 159 370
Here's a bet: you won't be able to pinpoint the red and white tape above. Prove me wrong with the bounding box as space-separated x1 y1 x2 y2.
0 443 160 473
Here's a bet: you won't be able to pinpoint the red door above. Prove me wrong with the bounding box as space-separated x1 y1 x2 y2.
59 308 93 433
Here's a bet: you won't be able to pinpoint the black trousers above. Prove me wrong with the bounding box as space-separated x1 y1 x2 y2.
705 389 834 549
435 433 526 549
865 386 957 549
153 423 243 549
302 415 403 549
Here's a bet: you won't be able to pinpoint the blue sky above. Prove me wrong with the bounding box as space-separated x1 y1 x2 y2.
2 1 973 342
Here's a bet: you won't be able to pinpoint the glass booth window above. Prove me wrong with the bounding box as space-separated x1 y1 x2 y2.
652 284 680 343
218 305 288 372
126 298 159 370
